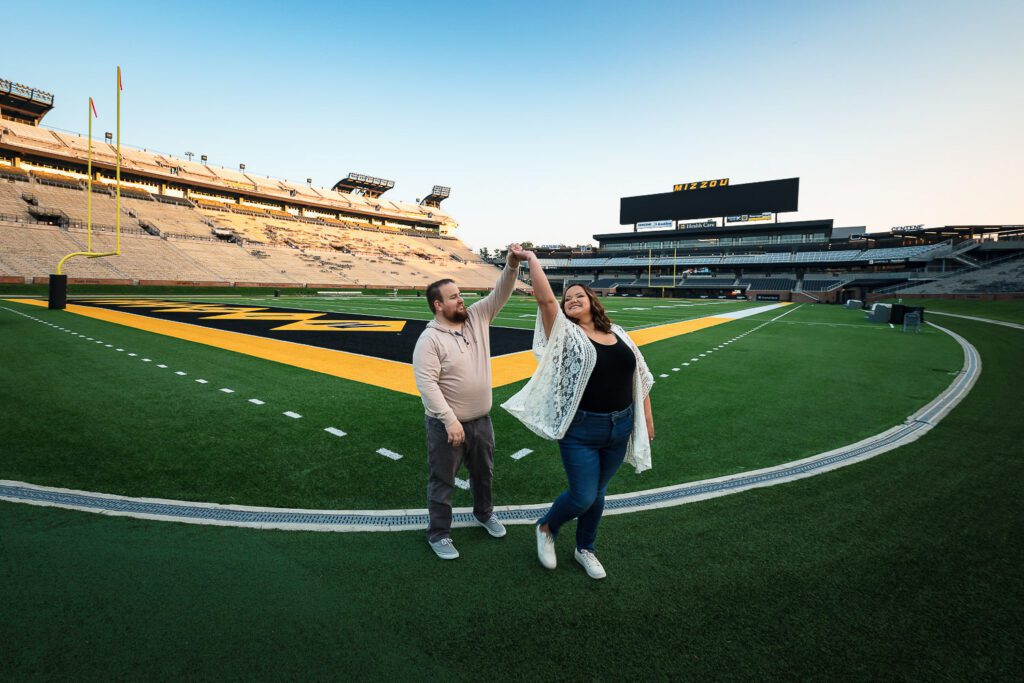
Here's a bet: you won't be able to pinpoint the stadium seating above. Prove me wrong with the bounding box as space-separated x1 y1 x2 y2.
590 278 629 288
0 222 125 279
887 256 1024 294
739 278 796 290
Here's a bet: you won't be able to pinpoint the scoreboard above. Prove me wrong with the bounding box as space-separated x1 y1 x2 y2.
620 177 799 225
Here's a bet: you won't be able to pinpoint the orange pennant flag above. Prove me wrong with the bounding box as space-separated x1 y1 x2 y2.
89 97 98 118
118 67 123 91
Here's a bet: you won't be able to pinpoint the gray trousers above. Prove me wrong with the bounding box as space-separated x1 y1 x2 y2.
425 415 495 542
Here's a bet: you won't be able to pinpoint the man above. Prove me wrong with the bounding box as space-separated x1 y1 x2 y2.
413 244 524 560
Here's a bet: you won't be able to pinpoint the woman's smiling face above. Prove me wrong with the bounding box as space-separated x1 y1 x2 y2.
563 285 590 320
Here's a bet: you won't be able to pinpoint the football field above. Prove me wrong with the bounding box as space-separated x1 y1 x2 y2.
1 295 1021 679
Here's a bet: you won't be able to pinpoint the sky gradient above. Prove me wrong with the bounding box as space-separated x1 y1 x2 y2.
4 0 1022 251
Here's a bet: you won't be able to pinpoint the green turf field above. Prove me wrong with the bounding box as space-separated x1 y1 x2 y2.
0 298 960 509
0 306 1020 679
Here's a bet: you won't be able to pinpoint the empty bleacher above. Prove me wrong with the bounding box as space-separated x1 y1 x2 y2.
590 278 629 288
739 278 797 290
888 256 1024 294
0 222 126 279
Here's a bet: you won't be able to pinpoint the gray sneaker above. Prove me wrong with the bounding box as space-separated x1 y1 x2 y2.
574 549 606 579
477 515 507 538
429 537 460 560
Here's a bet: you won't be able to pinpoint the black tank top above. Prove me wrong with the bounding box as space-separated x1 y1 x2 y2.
578 334 636 413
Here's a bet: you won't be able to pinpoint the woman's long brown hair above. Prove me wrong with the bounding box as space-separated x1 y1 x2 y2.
562 284 613 333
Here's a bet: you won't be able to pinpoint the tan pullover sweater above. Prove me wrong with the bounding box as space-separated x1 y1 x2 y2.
412 265 518 427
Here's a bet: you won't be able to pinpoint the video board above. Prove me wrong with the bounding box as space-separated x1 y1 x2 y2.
620 178 799 225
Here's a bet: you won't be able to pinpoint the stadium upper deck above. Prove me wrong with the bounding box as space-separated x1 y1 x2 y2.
526 177 1023 301
0 117 455 235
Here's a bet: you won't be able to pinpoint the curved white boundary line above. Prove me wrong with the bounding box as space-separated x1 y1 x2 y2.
0 322 980 532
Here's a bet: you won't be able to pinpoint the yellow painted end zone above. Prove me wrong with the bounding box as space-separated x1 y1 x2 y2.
6 299 783 394
7 298 420 396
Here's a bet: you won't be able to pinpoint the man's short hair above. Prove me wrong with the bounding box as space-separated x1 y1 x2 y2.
426 278 455 313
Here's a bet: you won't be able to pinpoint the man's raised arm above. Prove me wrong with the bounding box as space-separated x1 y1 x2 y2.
470 244 522 323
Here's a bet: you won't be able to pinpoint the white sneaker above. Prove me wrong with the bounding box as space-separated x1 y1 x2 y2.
429 537 459 560
574 549 607 579
535 524 556 569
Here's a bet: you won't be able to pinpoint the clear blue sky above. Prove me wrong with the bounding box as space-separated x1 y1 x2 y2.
5 0 1022 250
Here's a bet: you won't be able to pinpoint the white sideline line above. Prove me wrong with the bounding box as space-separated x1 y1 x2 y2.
219 388 234 393
157 364 167 368
175 371 187 376
927 311 1024 330
377 448 403 461
659 373 669 378
325 427 347 437
142 358 151 362
248 399 265 405
196 379 208 384
770 304 804 322
283 411 302 419
510 448 533 460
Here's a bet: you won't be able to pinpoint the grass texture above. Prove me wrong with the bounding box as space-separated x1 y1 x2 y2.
0 314 1020 679
0 300 958 508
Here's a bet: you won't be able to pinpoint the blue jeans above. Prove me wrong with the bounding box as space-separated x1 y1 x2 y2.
538 406 633 552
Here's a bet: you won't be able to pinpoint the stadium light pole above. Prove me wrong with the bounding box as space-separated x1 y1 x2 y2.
186 152 194 162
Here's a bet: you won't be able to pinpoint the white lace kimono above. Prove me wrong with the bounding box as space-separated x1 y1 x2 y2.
501 308 655 473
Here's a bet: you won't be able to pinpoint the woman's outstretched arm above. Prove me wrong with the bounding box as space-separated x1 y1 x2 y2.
512 247 558 337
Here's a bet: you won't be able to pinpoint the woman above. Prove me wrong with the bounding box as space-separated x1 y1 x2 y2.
502 247 654 580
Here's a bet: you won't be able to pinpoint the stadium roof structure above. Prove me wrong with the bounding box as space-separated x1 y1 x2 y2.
420 185 451 209
332 173 395 198
0 79 54 125
875 225 1024 239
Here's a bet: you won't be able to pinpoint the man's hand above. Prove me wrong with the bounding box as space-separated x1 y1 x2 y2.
506 243 524 268
512 245 536 263
647 419 656 442
446 420 465 447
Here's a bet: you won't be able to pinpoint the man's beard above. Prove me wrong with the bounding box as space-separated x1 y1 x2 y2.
444 307 468 323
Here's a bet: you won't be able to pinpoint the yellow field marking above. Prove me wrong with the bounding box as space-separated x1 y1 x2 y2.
7 298 420 395
628 316 733 345
199 311 322 321
6 298 784 394
270 319 408 332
